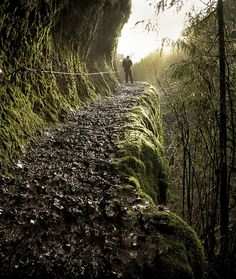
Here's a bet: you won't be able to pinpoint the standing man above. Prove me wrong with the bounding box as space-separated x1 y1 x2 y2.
122 56 133 84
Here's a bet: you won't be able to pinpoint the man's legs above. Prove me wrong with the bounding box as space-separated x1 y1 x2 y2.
125 70 133 84
129 70 133 84
125 71 128 83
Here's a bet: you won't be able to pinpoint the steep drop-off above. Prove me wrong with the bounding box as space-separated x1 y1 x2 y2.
0 0 130 168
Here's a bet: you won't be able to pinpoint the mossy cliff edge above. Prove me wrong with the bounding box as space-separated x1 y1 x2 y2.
0 0 131 169
115 84 204 279
116 84 168 205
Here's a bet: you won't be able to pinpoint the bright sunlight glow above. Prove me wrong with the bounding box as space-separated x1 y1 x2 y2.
117 0 207 63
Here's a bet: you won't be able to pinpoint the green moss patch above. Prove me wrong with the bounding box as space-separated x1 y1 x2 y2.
153 211 205 279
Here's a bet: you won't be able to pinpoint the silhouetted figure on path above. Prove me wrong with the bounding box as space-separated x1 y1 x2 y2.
122 56 133 84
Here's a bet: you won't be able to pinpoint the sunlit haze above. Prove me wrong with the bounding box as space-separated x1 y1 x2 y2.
117 0 207 63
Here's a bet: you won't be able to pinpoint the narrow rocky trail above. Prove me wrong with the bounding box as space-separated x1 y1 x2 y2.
0 84 204 279
0 85 154 278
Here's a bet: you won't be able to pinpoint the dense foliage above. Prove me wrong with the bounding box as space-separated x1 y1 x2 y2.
134 0 236 278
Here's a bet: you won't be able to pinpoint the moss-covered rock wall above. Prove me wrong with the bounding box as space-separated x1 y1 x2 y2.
0 0 131 169
116 84 168 205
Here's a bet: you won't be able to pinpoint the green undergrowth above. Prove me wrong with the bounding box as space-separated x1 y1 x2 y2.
116 84 169 204
0 0 131 171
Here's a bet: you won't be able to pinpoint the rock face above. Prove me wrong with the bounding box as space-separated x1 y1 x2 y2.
0 84 204 278
0 0 131 167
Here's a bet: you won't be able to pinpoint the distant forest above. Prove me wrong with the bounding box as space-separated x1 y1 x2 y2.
132 50 183 84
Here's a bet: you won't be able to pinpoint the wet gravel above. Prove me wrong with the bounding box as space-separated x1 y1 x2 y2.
0 85 164 278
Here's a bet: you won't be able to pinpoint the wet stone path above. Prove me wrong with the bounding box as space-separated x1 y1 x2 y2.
0 85 154 278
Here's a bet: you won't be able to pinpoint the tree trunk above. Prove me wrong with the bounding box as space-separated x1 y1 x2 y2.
217 0 229 247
